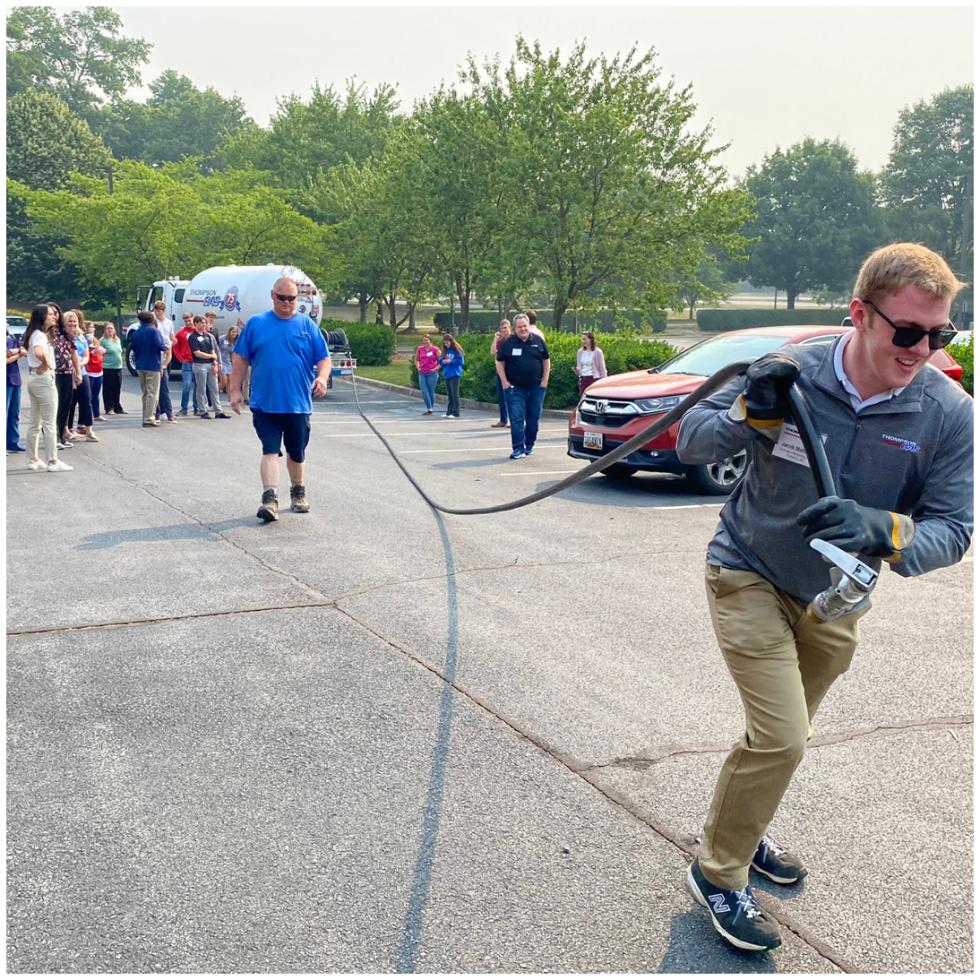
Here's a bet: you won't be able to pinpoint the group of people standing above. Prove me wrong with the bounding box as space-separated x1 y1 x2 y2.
414 309 608 460
129 301 236 426
13 303 132 472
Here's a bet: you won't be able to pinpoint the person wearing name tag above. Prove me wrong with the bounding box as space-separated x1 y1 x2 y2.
495 313 551 460
674 242 974 953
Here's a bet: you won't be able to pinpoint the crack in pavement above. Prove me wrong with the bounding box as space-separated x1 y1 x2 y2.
578 714 974 774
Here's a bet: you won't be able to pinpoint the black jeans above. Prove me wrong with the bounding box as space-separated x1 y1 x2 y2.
69 374 93 428
445 376 461 416
102 368 123 412
55 372 73 438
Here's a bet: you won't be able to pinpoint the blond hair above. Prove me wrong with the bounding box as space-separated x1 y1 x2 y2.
854 242 966 304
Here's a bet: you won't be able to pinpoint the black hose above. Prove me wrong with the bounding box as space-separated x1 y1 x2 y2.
786 384 837 498
349 360 752 516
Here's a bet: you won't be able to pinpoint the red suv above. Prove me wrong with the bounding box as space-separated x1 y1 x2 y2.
567 325 964 494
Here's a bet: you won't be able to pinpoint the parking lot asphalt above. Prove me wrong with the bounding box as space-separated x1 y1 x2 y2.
6 372 973 973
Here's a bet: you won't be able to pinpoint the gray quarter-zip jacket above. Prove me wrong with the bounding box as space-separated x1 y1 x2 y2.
676 338 974 604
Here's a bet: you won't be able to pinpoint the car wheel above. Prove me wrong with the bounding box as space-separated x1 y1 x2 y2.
688 451 748 495
601 463 638 480
125 345 138 377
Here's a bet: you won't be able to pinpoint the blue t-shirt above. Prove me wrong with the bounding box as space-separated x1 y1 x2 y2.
234 310 329 414
74 334 89 376
130 325 167 372
441 348 464 378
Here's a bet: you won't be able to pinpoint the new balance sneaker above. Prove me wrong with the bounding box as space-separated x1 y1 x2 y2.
752 835 807 885
524 446 534 456
686 859 781 952
509 449 525 460
257 489 279 523
289 483 310 513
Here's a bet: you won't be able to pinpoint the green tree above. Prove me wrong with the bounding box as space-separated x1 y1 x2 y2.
675 253 740 320
6 6 150 114
92 71 252 164
463 38 751 329
880 85 973 317
15 161 341 305
741 138 880 309
6 89 112 304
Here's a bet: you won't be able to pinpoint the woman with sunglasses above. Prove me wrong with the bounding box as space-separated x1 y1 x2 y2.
674 242 973 955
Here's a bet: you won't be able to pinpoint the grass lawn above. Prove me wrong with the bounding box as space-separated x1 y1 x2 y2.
354 361 413 386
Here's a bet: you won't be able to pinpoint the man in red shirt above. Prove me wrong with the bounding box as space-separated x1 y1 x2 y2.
173 312 197 416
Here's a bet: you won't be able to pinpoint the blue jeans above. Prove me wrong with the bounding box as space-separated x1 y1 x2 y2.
494 375 508 424
89 375 103 418
419 370 438 410
155 369 173 419
6 381 22 450
506 386 546 452
180 362 195 412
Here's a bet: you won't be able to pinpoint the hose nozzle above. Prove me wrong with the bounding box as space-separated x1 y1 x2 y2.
807 539 878 623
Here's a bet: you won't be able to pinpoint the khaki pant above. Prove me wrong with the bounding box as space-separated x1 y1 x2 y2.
27 372 58 462
698 563 867 889
138 370 161 423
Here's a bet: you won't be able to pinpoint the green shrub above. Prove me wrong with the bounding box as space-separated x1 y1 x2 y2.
432 308 667 334
949 334 973 396
696 308 849 332
330 320 394 366
408 331 678 409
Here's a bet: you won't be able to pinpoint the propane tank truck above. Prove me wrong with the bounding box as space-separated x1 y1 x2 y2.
125 264 356 386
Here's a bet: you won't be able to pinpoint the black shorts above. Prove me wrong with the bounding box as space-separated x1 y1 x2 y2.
250 409 311 461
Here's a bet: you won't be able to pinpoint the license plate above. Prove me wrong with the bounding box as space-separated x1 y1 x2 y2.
583 431 603 450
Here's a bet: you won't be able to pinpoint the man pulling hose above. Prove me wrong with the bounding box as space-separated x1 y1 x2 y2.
675 243 973 952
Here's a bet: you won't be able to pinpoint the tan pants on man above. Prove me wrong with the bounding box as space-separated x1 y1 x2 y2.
138 370 161 424
698 563 867 889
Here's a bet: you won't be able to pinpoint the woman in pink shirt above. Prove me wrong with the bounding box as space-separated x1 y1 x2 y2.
415 335 441 415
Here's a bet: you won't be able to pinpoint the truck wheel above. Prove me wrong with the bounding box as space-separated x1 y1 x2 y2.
126 345 138 377
326 328 348 348
688 451 748 495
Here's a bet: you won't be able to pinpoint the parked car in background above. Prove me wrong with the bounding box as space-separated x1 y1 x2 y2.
6 315 28 343
567 325 964 495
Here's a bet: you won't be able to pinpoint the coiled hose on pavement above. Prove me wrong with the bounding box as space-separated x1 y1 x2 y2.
348 360 752 516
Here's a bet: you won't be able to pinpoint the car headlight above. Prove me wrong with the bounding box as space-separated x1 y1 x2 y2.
633 395 683 414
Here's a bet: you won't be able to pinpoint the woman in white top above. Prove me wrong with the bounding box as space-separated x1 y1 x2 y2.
574 330 607 396
23 304 72 472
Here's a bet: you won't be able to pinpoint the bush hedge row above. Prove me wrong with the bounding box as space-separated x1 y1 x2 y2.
432 308 667 335
949 334 973 396
321 319 394 366
696 308 849 332
408 331 679 410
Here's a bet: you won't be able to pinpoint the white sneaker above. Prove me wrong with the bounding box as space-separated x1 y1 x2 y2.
27 459 45 471
47 460 73 472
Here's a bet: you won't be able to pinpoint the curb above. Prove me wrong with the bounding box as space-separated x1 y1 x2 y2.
349 375 574 420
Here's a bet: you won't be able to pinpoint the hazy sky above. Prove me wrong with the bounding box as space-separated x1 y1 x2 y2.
112 3 973 179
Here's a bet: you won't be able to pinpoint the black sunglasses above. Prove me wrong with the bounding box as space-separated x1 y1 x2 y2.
274 293 298 302
862 299 957 350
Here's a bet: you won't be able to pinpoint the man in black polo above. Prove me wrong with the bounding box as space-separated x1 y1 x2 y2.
495 313 550 460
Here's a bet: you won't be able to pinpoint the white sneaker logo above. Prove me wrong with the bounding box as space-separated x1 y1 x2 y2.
709 892 731 914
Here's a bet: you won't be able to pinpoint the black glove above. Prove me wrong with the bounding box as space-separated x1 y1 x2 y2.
797 495 914 560
743 353 800 422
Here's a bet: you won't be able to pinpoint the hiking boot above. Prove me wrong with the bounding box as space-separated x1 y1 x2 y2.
257 489 279 523
290 483 310 513
752 835 807 885
686 859 781 952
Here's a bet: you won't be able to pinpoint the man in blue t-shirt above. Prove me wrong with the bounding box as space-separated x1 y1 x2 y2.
229 277 331 522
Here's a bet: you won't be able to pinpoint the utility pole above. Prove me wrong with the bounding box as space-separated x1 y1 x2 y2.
108 164 122 326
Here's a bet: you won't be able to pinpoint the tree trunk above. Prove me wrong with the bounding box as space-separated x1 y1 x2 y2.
688 298 696 320
375 301 384 325
409 304 416 331
357 292 369 323
552 297 568 332
786 290 797 310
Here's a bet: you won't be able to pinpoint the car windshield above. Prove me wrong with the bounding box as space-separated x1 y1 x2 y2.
654 333 800 376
